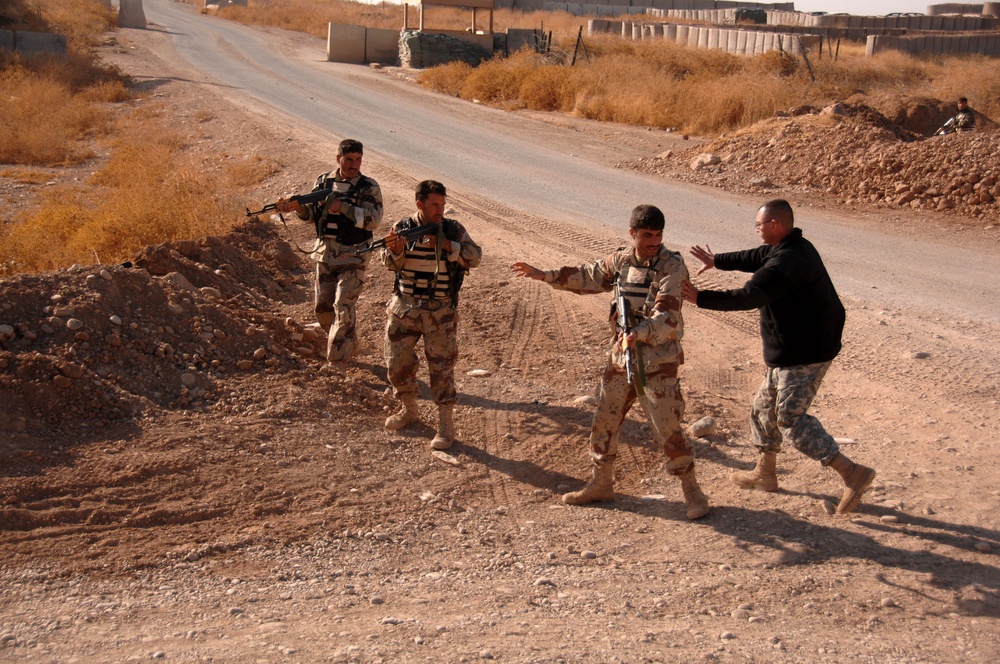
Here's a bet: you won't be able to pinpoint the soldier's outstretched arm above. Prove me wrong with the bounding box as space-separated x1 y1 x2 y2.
512 262 545 281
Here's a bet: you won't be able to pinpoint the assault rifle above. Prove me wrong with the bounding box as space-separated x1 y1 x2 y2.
353 222 440 255
614 284 646 396
934 117 956 136
244 188 333 218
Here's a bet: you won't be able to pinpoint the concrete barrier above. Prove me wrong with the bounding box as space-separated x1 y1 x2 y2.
366 27 400 64
328 23 367 63
118 0 147 29
7 30 66 58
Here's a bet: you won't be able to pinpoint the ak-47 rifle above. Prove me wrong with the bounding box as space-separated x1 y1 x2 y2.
244 188 333 219
353 222 440 255
614 284 647 396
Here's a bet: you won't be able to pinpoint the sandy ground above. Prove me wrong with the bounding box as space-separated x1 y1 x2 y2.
1 21 999 663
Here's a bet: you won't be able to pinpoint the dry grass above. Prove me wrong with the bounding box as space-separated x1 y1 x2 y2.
210 0 588 38
0 104 277 276
0 0 277 275
419 35 1000 134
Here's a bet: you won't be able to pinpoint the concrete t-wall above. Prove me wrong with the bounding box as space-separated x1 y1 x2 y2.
328 23 367 64
0 30 68 57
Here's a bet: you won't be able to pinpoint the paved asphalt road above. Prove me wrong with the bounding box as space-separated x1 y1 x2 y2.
143 0 999 322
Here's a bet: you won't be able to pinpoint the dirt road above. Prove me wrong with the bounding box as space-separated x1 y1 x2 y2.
1 6 998 663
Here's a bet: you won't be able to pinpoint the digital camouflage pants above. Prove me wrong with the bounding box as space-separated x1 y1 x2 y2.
750 361 840 463
589 363 694 475
315 263 364 362
384 302 458 405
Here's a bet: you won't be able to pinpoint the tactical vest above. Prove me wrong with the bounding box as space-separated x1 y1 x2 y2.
613 255 666 320
315 174 376 246
393 217 466 306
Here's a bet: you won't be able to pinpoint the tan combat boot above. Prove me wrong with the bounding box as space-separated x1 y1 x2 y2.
384 396 419 431
430 404 456 450
679 466 710 520
563 461 615 505
828 452 876 514
730 452 779 492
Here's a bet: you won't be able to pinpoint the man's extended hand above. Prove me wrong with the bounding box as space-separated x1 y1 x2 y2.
689 244 715 275
681 279 699 305
511 262 544 281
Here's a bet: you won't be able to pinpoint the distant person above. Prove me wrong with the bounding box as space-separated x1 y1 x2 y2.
512 205 709 519
937 97 976 135
681 199 876 514
277 139 383 362
953 97 976 131
380 180 482 451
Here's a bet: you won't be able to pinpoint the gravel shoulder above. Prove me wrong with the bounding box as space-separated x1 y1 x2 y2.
1 21 999 663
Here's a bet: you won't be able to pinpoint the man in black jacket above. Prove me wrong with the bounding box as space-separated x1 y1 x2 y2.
681 199 875 514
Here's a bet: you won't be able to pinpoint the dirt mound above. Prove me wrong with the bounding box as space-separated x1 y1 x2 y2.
628 100 999 220
0 218 387 436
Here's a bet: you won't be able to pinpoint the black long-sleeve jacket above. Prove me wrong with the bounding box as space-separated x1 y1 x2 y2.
696 228 845 368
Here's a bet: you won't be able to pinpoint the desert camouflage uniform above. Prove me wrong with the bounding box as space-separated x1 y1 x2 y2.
380 217 482 404
543 246 695 474
954 108 976 131
297 170 383 361
751 361 840 462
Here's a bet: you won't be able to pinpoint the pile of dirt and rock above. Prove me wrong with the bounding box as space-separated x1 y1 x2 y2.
627 100 999 220
0 217 387 437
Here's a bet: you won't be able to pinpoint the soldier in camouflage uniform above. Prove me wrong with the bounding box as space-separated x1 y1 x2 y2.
380 180 482 450
512 205 709 520
682 199 876 514
277 139 383 362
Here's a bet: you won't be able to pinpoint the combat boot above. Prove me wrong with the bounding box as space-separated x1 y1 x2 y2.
563 461 615 505
730 452 779 492
679 466 710 520
431 404 456 450
384 396 419 431
828 452 876 514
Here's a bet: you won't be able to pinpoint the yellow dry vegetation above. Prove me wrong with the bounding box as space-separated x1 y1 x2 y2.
0 0 277 275
419 35 1000 135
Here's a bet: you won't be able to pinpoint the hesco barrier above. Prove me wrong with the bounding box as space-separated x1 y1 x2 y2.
590 19 820 56
867 32 1000 56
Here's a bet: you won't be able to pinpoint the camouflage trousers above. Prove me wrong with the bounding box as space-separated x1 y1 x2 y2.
384 298 458 405
750 361 839 463
589 363 694 475
315 263 365 362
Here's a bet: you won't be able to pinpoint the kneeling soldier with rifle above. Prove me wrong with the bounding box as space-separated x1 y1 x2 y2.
512 205 709 519
380 180 482 451
274 139 383 363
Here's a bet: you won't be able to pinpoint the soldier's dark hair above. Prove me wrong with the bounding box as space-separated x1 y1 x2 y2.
416 180 447 202
759 199 795 228
959 97 968 104
338 139 363 156
629 204 665 231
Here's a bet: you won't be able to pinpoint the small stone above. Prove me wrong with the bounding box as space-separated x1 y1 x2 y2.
974 542 991 553
581 550 597 559
381 617 403 625
879 515 899 523
66 318 84 331
229 607 244 615
820 500 836 515
253 348 267 360
731 609 750 619
0 324 13 338
689 416 717 438
100 269 113 280
574 395 597 406
909 351 930 360
237 360 253 370
748 616 764 624
181 373 197 387
466 369 492 377
200 287 222 298
534 577 556 587
880 597 897 608
109 315 122 326
480 650 494 659
720 631 736 640
370 596 384 605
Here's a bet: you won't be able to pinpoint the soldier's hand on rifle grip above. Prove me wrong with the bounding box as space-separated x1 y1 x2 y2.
388 232 406 254
620 330 639 350
323 197 343 215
